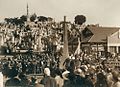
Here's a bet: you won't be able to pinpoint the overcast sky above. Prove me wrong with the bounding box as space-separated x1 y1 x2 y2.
0 0 120 27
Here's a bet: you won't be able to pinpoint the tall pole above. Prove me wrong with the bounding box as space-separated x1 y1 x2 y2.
60 16 69 69
63 16 69 58
27 3 28 17
26 3 30 22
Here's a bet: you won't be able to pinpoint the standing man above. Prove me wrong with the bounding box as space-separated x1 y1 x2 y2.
40 68 57 87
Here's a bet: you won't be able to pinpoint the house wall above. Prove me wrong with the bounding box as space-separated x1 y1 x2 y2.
81 43 106 56
108 30 120 53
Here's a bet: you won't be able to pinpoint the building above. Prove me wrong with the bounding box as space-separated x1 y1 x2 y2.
81 25 120 55
108 29 120 53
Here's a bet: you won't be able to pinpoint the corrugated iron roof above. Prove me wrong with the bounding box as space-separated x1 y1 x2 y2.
83 26 120 43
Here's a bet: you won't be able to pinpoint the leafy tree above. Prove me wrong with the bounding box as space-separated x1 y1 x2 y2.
47 17 53 22
12 17 19 25
30 13 37 22
4 17 24 26
37 16 48 22
4 18 9 24
20 15 27 22
74 15 86 25
4 18 13 24
82 27 93 38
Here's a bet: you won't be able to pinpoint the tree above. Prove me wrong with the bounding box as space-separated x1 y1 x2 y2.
4 18 13 24
12 17 19 25
47 17 53 22
74 15 86 25
30 13 37 22
20 15 27 22
37 16 48 22
4 18 9 24
4 17 25 27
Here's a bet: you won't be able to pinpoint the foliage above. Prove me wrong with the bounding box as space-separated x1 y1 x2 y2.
30 13 37 22
4 17 25 26
37 16 48 22
20 15 27 22
74 15 86 25
82 27 93 38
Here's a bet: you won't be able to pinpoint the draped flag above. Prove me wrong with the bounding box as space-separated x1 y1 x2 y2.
74 38 81 55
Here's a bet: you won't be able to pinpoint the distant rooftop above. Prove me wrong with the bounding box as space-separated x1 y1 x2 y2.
82 25 120 43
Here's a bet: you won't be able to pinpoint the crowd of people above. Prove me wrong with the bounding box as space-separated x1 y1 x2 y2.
0 19 120 87
1 52 60 74
0 51 120 87
0 19 85 55
0 20 64 54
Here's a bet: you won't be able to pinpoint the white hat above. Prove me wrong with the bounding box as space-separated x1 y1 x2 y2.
71 56 75 60
74 69 82 75
44 68 50 76
74 68 85 77
81 65 88 72
62 70 70 80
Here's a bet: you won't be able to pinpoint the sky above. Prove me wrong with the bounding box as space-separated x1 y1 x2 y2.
0 0 120 27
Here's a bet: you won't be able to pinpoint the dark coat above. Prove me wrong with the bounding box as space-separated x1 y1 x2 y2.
5 78 21 86
40 76 57 87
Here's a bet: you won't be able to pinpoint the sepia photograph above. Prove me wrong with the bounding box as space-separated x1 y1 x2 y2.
0 0 120 87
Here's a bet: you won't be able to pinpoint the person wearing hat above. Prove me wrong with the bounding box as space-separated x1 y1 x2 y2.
112 71 120 87
5 66 21 86
62 70 73 87
74 68 86 87
63 57 71 70
106 68 113 87
55 68 64 87
95 71 108 87
40 68 57 87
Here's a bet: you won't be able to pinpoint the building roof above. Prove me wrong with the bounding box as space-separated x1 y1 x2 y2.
82 26 120 43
